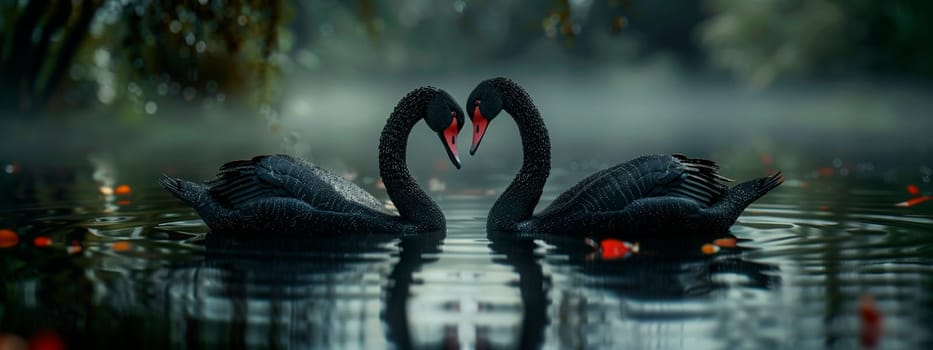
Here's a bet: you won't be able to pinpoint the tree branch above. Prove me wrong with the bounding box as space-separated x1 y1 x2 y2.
37 0 103 111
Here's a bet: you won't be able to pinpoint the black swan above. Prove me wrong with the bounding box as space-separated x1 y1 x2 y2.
160 87 465 235
467 77 783 236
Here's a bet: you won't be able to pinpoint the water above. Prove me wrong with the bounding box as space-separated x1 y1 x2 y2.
2 171 932 349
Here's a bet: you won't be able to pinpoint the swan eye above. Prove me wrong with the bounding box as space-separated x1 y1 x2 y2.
474 100 481 106
450 111 457 117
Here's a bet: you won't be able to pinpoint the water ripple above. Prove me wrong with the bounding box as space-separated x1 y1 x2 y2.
0 183 931 349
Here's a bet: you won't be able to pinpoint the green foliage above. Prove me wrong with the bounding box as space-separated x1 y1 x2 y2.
0 0 104 115
0 0 290 117
699 0 933 87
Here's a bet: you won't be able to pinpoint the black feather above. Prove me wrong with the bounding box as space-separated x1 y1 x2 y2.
665 155 734 206
207 158 288 208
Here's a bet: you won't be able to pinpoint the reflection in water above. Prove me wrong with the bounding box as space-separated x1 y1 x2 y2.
487 236 548 349
155 233 444 349
489 233 779 349
1 173 932 349
1 231 444 348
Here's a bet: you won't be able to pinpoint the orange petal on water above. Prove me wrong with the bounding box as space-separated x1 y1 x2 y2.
115 184 131 195
0 229 18 248
895 196 933 207
33 236 52 247
713 238 737 248
906 184 920 196
701 243 720 255
111 241 133 252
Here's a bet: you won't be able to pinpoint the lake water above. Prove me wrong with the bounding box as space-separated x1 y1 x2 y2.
1 168 932 349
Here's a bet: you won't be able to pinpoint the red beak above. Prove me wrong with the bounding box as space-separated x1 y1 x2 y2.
441 118 461 169
470 105 489 155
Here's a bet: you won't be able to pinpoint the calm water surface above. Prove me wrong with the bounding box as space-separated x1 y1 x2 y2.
1 171 932 349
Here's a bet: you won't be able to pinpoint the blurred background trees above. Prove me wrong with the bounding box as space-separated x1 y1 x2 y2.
2 0 931 118
700 0 933 88
0 0 288 117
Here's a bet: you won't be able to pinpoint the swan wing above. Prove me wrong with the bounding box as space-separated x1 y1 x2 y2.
664 153 732 205
541 154 730 214
207 154 391 215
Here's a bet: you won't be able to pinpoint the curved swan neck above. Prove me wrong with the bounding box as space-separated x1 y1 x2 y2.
488 78 551 230
378 87 445 230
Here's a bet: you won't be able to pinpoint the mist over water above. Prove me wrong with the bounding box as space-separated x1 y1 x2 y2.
6 60 932 188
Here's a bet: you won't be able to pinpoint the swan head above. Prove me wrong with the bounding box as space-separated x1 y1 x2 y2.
424 89 465 169
466 79 504 155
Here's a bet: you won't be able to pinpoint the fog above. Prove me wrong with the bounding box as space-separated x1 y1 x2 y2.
2 0 932 187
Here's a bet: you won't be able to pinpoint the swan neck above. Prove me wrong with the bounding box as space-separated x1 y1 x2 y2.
489 79 551 230
378 88 445 230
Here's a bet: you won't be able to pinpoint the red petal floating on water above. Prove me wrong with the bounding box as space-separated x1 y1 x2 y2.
859 294 883 348
33 236 52 247
29 330 65 350
600 239 637 260
713 238 737 248
0 229 18 248
895 196 933 207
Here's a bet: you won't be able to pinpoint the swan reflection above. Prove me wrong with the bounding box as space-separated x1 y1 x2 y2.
488 232 780 349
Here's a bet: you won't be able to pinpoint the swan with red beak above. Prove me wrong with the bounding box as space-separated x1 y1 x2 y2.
464 77 783 236
425 88 465 168
465 79 504 155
